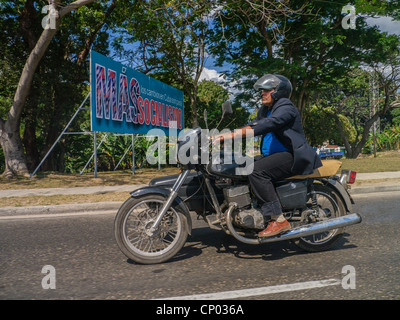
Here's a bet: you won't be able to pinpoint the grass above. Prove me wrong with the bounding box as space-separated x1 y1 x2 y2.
0 151 399 207
340 150 400 173
0 167 180 190
0 167 180 207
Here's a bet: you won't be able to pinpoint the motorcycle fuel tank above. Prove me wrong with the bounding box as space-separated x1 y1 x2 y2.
207 152 253 180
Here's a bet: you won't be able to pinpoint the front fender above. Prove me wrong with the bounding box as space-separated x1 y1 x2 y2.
130 186 192 235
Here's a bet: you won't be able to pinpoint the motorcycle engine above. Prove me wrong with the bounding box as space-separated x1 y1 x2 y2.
234 208 265 230
223 185 265 230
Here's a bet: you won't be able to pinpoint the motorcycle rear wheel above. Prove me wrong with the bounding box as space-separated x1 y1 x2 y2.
291 184 346 252
114 195 188 264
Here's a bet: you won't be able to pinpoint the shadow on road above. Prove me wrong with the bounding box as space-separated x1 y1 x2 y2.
125 226 357 265
175 227 358 263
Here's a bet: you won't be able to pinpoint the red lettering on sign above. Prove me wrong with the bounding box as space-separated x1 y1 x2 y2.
137 96 144 124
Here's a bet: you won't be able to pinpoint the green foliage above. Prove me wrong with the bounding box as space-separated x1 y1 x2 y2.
364 124 400 153
111 0 217 127
0 0 114 173
309 64 400 157
196 80 249 130
208 0 400 120
355 0 400 19
2 0 400 173
389 108 400 125
304 105 357 146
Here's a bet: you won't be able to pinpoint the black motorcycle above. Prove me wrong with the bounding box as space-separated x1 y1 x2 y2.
114 103 361 264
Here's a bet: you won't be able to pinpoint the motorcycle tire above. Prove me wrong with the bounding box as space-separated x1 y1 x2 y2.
114 194 189 264
291 184 346 252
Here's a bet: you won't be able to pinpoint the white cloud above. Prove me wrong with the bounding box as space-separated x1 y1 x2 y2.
198 67 242 102
199 67 222 82
366 16 400 35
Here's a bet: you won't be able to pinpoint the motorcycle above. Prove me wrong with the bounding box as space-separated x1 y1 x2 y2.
114 102 362 264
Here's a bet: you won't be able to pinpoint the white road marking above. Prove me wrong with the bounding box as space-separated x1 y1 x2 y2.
156 278 341 300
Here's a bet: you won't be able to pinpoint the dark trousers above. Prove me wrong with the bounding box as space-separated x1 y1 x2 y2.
248 151 294 219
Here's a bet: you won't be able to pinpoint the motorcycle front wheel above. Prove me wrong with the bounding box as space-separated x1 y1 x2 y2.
114 195 188 264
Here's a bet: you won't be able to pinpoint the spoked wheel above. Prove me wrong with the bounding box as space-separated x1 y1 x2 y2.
292 184 346 252
114 195 188 264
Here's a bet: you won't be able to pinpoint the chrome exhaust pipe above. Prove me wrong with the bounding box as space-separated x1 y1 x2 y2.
225 204 362 245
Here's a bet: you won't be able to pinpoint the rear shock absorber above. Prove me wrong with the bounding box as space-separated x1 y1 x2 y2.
309 182 320 221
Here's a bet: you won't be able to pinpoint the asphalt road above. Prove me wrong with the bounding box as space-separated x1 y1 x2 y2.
1 191 399 301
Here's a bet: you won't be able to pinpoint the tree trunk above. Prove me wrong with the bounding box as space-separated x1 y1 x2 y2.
23 120 40 172
0 120 29 178
190 93 199 128
334 112 377 159
0 27 58 176
0 0 96 177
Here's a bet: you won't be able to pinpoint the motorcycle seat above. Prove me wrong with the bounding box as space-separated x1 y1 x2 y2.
288 160 342 180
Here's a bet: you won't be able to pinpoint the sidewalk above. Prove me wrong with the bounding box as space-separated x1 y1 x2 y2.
0 172 399 217
354 171 400 181
349 171 400 194
0 184 147 198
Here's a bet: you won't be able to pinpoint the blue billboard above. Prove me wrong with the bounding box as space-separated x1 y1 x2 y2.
90 50 184 135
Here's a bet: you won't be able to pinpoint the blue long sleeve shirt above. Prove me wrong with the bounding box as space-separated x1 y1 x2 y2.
261 110 289 156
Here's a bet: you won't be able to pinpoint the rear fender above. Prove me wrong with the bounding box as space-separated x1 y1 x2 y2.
130 186 192 235
325 178 354 213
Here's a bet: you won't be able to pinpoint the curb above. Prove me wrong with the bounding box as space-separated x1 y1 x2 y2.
350 184 400 195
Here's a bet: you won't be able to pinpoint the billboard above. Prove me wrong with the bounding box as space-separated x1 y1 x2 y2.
90 50 184 135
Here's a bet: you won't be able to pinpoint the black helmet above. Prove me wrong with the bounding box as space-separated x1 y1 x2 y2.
253 74 292 100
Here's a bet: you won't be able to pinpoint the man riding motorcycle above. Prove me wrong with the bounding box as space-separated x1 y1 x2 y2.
213 74 322 238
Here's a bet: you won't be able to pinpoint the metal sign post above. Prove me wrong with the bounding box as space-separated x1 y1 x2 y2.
79 132 108 176
30 93 91 178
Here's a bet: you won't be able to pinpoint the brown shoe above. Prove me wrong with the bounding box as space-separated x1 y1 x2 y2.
258 219 291 238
